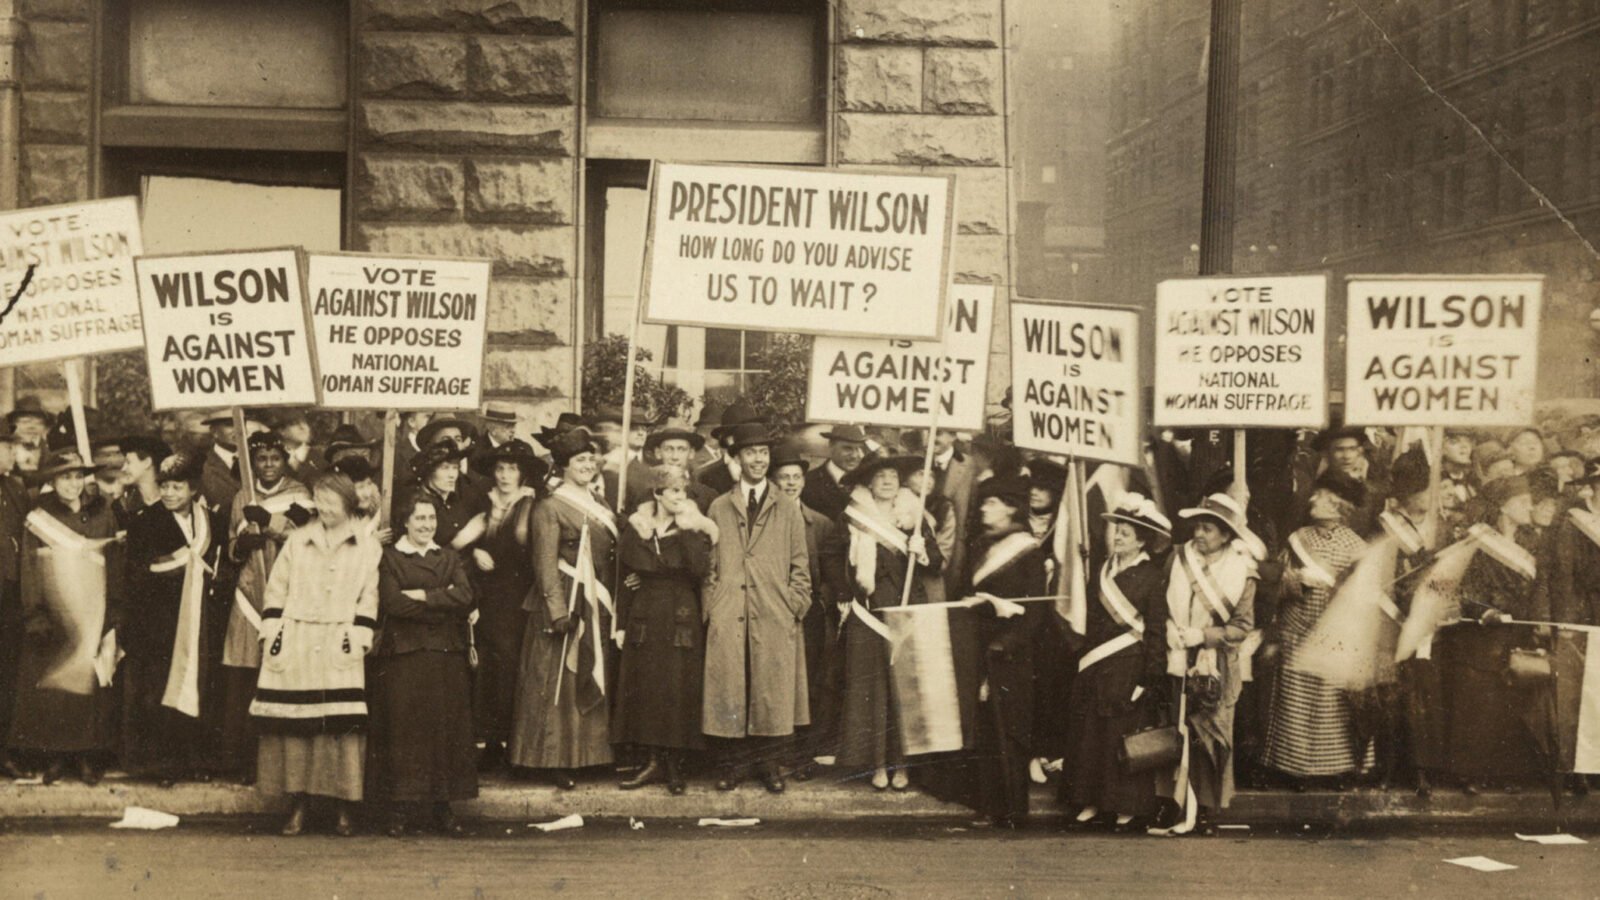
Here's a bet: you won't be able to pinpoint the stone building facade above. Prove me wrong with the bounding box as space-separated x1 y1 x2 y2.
6 0 1013 426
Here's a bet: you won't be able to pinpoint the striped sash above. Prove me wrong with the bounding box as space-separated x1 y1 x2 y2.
552 486 618 539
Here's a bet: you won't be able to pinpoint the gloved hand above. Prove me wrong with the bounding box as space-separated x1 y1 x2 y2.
241 505 272 528
234 532 269 555
472 548 495 572
284 504 314 527
548 615 574 635
1182 627 1205 648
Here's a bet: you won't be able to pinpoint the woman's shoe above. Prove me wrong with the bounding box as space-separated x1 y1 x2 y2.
433 803 464 837
77 757 102 787
1073 805 1099 824
551 770 577 791
41 758 67 785
334 804 357 837
665 756 686 796
281 799 308 837
1028 758 1048 785
870 768 889 791
890 769 909 791
620 756 663 791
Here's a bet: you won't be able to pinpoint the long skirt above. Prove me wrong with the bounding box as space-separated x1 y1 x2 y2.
368 650 477 803
257 733 365 801
0 581 21 750
1063 653 1158 817
472 577 529 745
612 630 705 751
1261 665 1360 777
508 618 614 770
217 666 259 776
8 633 115 754
836 614 902 768
121 655 204 778
1400 657 1449 772
1439 628 1547 780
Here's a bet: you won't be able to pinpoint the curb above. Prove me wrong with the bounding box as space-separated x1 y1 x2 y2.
3 774 1596 827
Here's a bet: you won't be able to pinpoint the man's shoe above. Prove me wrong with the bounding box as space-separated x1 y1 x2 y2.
77 757 102 787
620 757 663 791
41 758 67 785
433 804 464 837
760 769 786 795
550 770 577 791
716 768 743 792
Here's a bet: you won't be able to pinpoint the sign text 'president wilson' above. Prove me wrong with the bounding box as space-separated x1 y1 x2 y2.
642 162 954 341
1345 276 1541 426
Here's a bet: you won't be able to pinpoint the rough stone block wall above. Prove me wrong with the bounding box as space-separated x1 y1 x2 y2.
17 0 92 208
355 0 579 428
835 0 1011 407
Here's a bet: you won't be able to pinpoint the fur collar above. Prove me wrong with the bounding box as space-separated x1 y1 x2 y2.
629 500 719 545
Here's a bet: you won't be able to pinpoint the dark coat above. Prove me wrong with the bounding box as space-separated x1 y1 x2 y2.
613 517 713 749
397 483 487 550
696 457 739 497
201 448 241 513
122 501 225 664
0 472 26 584
1547 511 1600 626
375 543 474 656
801 464 851 522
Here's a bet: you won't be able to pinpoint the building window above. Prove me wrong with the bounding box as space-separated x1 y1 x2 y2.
586 0 825 164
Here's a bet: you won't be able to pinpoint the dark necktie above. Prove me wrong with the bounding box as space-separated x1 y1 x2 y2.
229 459 240 481
747 487 761 523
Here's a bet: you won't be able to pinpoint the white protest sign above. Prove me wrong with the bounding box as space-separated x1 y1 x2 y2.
307 253 491 411
0 197 144 366
1010 302 1142 467
1154 274 1328 428
806 284 993 432
1345 275 1542 426
134 248 319 410
642 162 955 340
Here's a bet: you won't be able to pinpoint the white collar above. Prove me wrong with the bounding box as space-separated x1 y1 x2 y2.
395 536 438 556
935 447 955 469
212 445 236 470
741 479 767 505
826 461 847 484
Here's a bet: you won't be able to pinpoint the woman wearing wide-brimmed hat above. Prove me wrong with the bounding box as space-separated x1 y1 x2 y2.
1261 472 1368 790
508 428 617 788
611 463 718 794
1156 492 1260 835
121 451 227 786
461 439 546 771
1061 493 1172 830
825 453 941 791
7 449 122 785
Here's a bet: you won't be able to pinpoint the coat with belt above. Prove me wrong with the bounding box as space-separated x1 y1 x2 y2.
703 483 813 738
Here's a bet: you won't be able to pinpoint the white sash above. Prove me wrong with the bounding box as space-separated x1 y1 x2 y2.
845 504 910 554
161 503 212 718
1179 543 1237 625
1380 510 1425 557
971 532 1041 589
1467 523 1536 581
1079 559 1147 673
26 509 107 564
551 486 619 539
850 600 895 642
1288 532 1337 590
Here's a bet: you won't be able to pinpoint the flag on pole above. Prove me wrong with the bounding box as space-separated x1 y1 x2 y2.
1552 630 1600 774
1056 461 1090 635
1395 535 1480 662
1293 536 1399 690
881 604 965 756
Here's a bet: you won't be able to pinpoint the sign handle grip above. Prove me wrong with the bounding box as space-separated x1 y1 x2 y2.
62 359 92 467
1424 426 1444 551
232 407 257 506
380 410 398 528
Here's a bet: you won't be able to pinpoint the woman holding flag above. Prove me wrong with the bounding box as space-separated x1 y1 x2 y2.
1439 475 1549 791
509 428 617 789
1061 493 1171 829
122 451 224 786
1261 474 1368 789
8 449 123 786
1158 493 1261 835
830 453 940 791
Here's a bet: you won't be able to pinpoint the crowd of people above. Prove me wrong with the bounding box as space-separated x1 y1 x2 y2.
2 393 1599 836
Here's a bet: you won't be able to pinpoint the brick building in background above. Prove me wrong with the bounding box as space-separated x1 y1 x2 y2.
1107 0 1600 394
2 0 1013 428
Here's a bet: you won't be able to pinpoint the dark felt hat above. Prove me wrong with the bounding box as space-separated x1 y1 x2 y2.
1313 424 1372 453
36 449 96 480
416 416 477 450
975 473 1030 515
821 424 870 444
547 428 601 468
155 451 205 485
331 455 375 484
1312 470 1367 509
1479 474 1531 510
1026 457 1068 498
324 423 376 461
724 422 779 453
770 441 810 475
473 438 549 485
842 454 920 489
644 427 705 454
409 442 468 478
536 412 589 446
1389 446 1431 499
713 402 768 440
5 397 53 429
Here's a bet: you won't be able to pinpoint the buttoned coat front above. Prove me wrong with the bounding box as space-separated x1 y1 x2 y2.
702 484 812 738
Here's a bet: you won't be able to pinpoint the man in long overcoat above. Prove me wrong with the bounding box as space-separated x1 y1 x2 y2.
703 423 812 794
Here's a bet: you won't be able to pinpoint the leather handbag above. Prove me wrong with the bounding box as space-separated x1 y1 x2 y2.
1120 724 1182 773
1505 647 1551 686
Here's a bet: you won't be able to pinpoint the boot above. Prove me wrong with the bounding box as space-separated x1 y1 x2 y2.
280 797 308 836
665 753 686 796
41 757 67 785
77 755 102 787
433 802 464 837
478 742 505 774
620 754 663 790
334 801 356 837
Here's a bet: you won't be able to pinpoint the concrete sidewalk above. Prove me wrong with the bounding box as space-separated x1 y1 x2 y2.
3 771 1596 828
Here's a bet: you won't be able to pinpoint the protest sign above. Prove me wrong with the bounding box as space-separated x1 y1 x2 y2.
134 248 319 410
1345 275 1542 426
641 162 955 340
806 284 993 432
1010 302 1142 467
0 197 144 366
1153 274 1328 429
306 253 491 410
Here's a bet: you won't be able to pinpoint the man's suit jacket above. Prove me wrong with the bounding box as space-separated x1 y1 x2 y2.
801 465 851 522
696 457 738 497
202 449 240 513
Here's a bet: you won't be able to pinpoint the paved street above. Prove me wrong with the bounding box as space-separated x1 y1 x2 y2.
4 818 1599 899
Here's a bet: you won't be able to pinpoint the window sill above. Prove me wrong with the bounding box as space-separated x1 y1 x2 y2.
585 117 824 164
101 105 347 153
